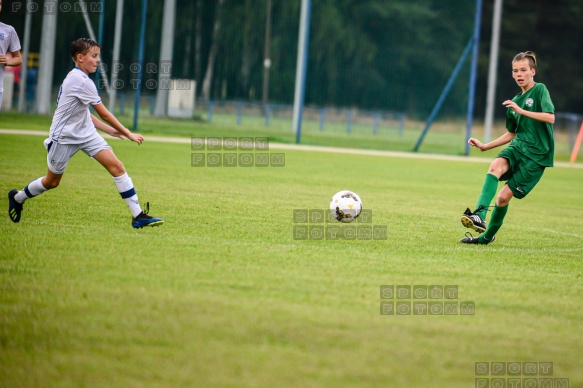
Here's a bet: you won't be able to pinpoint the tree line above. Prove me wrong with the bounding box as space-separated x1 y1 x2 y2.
3 0 582 119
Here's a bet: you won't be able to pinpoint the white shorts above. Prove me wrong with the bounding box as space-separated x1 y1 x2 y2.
44 135 112 174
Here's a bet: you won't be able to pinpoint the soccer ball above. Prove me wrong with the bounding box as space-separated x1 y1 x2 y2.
330 190 362 223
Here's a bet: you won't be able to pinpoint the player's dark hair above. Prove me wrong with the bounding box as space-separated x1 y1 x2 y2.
71 38 101 60
513 51 537 71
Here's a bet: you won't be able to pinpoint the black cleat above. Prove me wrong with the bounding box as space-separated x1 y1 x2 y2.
8 189 23 223
460 207 487 233
132 202 164 229
459 232 495 245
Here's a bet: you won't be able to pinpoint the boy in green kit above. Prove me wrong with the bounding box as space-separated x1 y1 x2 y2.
460 51 555 244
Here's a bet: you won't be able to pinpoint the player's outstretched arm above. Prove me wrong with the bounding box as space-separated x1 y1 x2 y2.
0 51 22 67
91 114 125 139
502 100 555 124
92 103 144 145
468 132 516 152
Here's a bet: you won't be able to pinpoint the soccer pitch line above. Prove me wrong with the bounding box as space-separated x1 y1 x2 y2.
1 128 582 169
538 228 583 239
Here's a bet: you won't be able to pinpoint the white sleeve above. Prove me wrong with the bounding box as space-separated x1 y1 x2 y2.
8 26 21 52
78 80 102 106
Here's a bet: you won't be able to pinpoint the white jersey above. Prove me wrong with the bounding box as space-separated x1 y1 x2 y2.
0 22 22 93
49 67 102 144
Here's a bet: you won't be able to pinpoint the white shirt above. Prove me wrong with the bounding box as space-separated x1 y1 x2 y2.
0 22 22 93
49 67 102 144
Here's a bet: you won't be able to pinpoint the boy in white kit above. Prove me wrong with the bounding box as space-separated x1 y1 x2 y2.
0 0 23 108
8 38 163 229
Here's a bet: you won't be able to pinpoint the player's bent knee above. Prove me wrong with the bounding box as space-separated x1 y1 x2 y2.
42 179 60 190
496 198 509 207
488 158 509 178
487 167 500 176
496 192 512 207
487 163 502 176
107 161 126 177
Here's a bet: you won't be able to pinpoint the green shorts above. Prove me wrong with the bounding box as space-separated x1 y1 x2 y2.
497 147 546 199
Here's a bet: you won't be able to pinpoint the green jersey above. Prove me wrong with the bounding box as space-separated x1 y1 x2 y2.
505 82 555 167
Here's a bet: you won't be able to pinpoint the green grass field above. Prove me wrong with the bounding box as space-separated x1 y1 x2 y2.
1 118 582 387
0 111 577 160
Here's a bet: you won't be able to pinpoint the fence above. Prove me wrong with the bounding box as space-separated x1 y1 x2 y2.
555 113 583 153
105 93 583 158
200 100 405 138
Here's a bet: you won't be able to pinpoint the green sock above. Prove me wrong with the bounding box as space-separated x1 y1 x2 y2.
475 173 499 220
479 204 508 243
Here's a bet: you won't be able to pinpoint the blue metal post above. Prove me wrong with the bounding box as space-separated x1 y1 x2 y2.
264 104 271 126
95 0 105 86
413 38 473 152
293 0 312 144
319 108 325 131
373 113 380 134
133 0 148 130
465 0 483 156
346 110 353 133
237 102 242 125
149 95 155 115
208 101 214 123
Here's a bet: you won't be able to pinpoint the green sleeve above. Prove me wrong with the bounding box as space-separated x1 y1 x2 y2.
539 85 555 114
505 107 518 133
